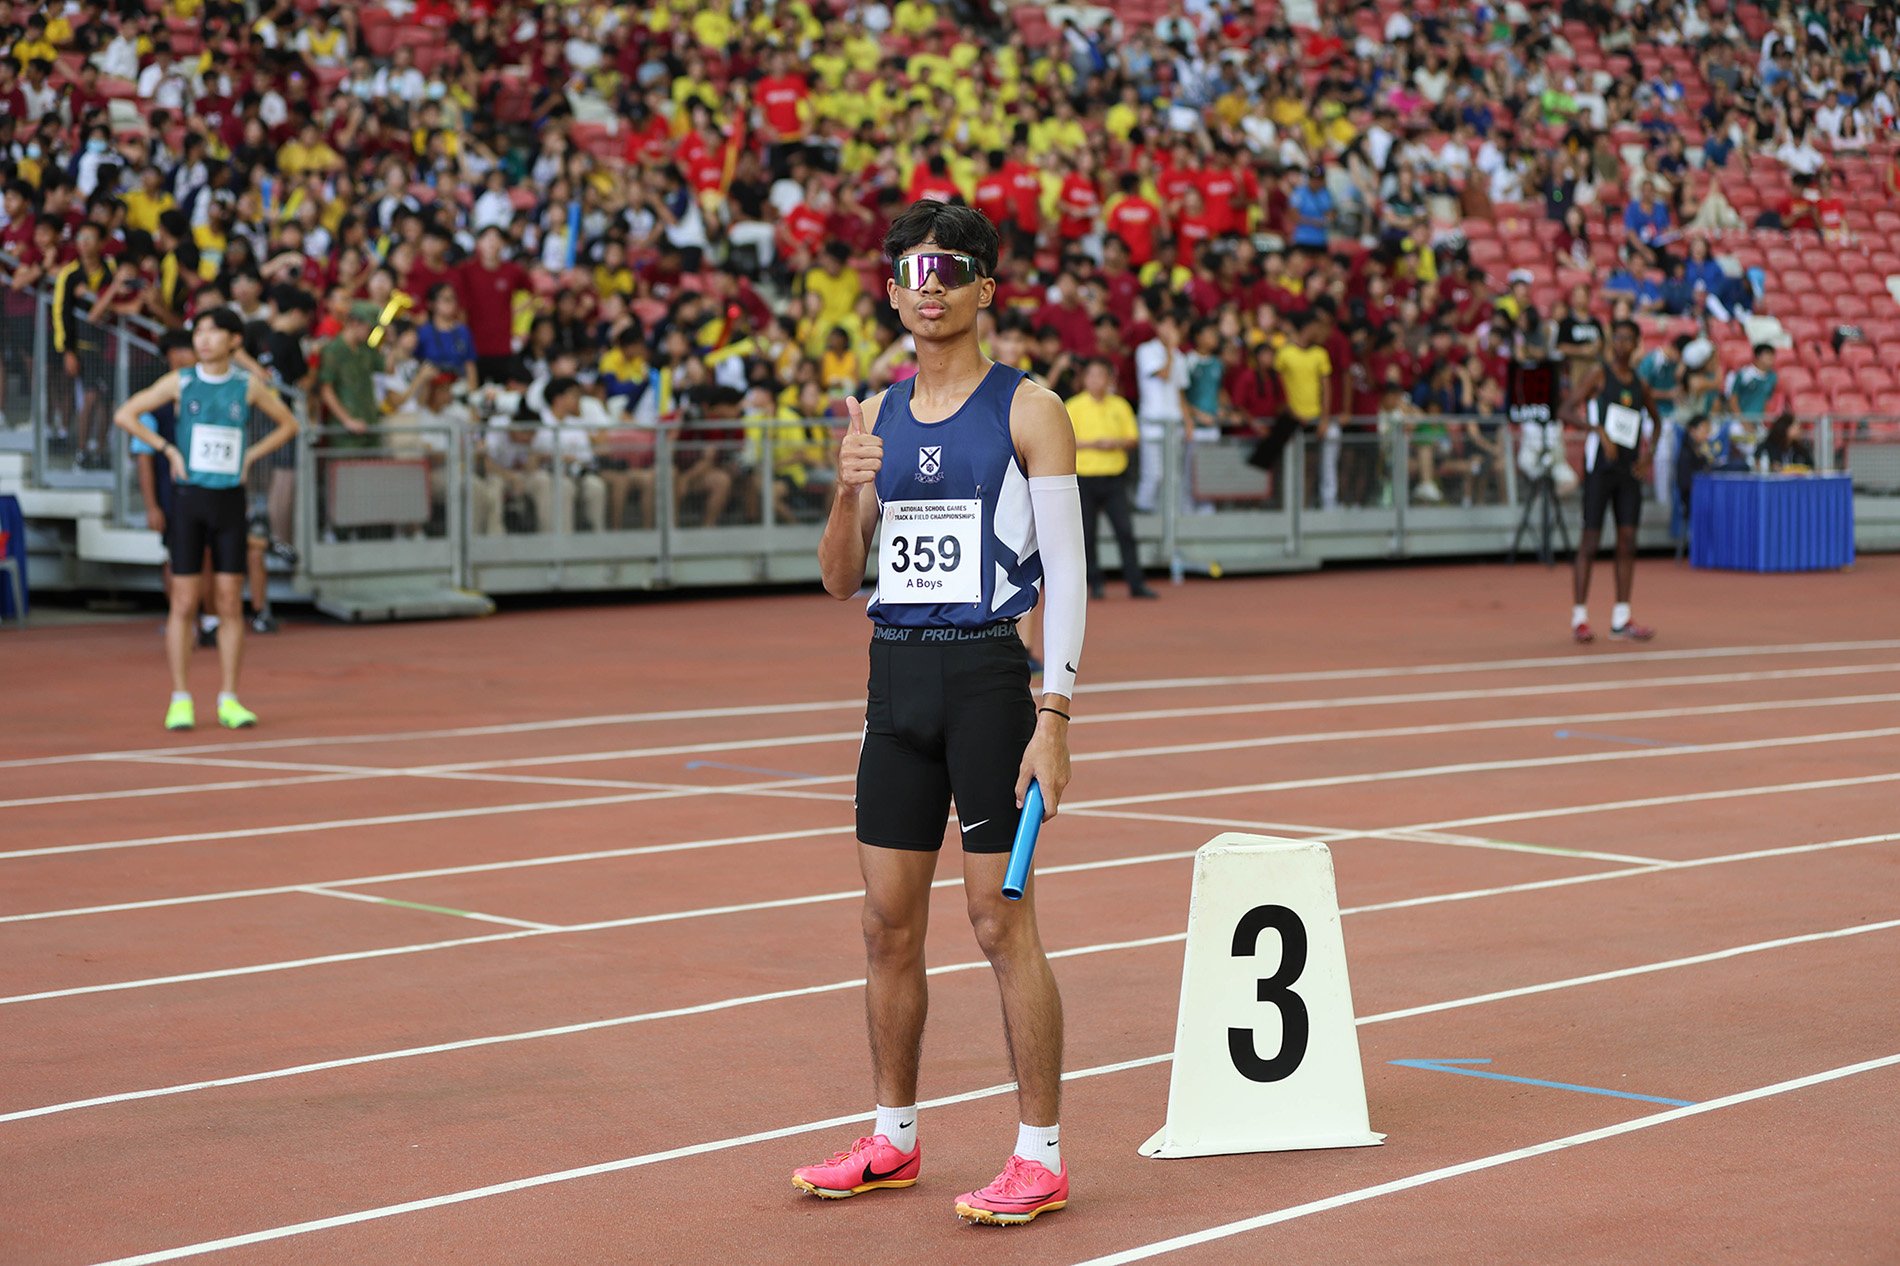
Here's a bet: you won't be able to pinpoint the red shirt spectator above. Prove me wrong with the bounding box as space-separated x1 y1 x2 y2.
452 234 530 361
905 162 960 204
756 71 810 141
1004 155 1042 229
973 169 1012 226
1106 194 1163 266
780 201 828 253
624 114 672 166
1056 171 1099 241
1034 293 1099 357
1174 207 1218 267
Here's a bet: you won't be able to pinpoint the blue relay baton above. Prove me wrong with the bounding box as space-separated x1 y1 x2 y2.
1001 779 1044 902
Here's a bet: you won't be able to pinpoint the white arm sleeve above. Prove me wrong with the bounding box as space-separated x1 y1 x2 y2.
1029 473 1087 701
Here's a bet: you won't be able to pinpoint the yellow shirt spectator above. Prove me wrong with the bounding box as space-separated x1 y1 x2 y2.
690 8 734 48
1138 261 1193 290
1274 343 1333 421
122 188 175 235
277 137 343 177
894 0 937 37
1104 101 1139 141
594 265 635 300
805 262 862 329
1066 390 1139 478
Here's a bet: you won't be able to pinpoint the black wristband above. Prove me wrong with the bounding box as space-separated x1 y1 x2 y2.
1038 706 1071 721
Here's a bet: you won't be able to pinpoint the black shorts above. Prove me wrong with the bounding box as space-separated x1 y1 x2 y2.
857 622 1036 853
1582 454 1643 531
169 484 249 575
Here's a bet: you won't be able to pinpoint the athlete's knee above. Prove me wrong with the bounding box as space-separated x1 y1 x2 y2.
861 899 926 964
966 899 1035 962
212 582 244 620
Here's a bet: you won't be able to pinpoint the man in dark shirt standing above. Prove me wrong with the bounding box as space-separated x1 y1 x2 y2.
453 225 531 385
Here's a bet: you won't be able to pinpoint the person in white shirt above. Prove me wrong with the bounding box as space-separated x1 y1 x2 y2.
1775 129 1825 176
528 374 606 531
372 46 426 106
95 32 140 80
471 170 515 233
1132 309 1189 514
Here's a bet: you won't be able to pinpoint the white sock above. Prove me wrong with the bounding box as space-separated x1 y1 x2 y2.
1015 1121 1060 1172
874 1105 917 1153
1612 602 1631 629
218 692 237 707
1571 604 1588 629
200 614 219 632
171 691 191 704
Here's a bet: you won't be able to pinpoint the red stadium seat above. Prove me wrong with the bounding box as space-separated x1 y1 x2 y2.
1817 365 1856 394
1780 316 1824 345
1850 269 1891 296
1793 391 1832 416
1794 291 1838 319
1839 343 1876 367
1854 366 1894 397
1832 392 1874 415
1777 366 1816 394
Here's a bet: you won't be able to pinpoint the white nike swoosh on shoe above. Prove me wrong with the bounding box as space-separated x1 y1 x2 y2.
960 819 991 834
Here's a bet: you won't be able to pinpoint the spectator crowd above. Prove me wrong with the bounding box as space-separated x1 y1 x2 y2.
1 0 1893 529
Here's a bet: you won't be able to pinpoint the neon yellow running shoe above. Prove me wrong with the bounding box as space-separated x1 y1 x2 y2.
164 698 195 731
217 697 259 729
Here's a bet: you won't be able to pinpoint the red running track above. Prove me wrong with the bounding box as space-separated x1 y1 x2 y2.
1 558 1897 1264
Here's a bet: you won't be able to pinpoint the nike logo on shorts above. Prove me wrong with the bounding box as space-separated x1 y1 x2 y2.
961 819 991 834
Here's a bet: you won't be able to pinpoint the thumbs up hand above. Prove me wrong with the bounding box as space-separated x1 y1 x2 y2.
838 395 882 492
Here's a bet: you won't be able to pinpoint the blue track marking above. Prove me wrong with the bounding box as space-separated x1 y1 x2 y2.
1553 729 1679 748
684 760 813 779
1391 1058 1696 1107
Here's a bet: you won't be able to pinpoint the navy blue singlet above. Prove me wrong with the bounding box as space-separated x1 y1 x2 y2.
867 363 1043 629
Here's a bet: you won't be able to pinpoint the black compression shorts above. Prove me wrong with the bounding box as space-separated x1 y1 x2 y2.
168 484 249 575
1582 453 1643 531
856 622 1037 853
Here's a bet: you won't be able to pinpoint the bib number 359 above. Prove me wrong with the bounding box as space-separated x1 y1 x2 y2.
888 533 962 574
1227 904 1310 1083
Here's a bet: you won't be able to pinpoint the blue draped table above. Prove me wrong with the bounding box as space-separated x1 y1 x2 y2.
1690 473 1855 572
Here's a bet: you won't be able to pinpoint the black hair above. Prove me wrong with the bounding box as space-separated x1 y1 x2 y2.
1612 318 1641 338
159 329 194 355
195 306 246 336
270 284 316 315
542 375 581 405
1751 342 1775 357
883 201 999 277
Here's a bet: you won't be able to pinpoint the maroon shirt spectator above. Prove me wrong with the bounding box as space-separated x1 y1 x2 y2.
453 227 530 377
1035 283 1099 358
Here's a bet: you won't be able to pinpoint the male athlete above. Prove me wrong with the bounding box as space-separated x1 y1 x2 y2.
1564 318 1659 643
802 201 1087 1225
114 307 301 729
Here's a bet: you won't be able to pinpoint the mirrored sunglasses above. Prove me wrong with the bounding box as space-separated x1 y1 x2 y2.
893 251 983 291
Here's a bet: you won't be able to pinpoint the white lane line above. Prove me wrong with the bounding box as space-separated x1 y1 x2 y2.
1068 1052 1900 1266
0 825 859 926
0 773 844 863
82 921 1900 1265
8 670 1890 813
1 747 1888 936
11 638 1899 772
10 835 1895 1122
395 683 1900 778
295 888 561 933
1070 725 1900 812
1063 811 1667 865
8 697 1895 864
0 771 405 811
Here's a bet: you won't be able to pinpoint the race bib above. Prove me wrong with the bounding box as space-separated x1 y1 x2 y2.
1603 403 1643 449
879 499 981 605
188 424 243 477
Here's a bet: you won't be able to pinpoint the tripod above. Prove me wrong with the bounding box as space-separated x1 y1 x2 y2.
1509 467 1572 566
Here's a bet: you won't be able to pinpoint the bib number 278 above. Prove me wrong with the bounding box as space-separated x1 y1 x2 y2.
888 534 961 574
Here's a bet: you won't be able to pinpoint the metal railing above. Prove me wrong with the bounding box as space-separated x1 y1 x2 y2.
4 234 1895 601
